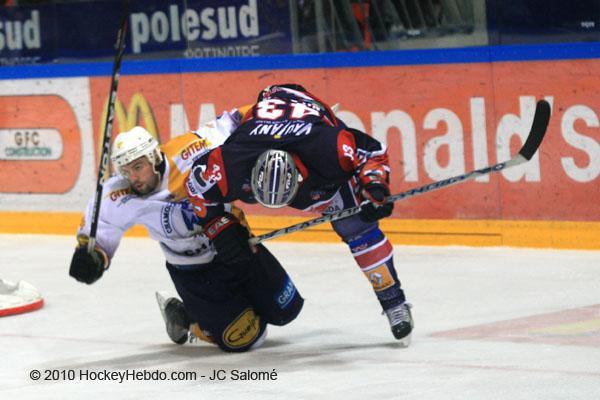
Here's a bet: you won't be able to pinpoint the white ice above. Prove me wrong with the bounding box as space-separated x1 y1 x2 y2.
1 234 599 400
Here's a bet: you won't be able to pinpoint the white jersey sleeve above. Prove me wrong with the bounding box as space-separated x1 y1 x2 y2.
78 176 136 259
191 109 241 146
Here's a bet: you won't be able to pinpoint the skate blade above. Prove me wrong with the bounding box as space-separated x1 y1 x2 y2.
396 333 412 348
155 291 170 321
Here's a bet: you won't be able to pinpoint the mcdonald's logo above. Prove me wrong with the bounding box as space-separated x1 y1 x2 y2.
97 92 159 175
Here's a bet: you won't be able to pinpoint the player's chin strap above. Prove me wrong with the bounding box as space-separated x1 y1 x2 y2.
249 100 551 246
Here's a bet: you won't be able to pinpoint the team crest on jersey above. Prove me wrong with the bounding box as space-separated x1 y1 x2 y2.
180 200 201 231
161 201 203 237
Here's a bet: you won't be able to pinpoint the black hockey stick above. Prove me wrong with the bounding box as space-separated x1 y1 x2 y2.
249 99 551 246
88 1 129 253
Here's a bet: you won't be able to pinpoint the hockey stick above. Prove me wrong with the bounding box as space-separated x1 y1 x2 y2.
88 1 129 253
249 99 551 246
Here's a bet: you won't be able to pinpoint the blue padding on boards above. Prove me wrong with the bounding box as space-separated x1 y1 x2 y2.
1 42 598 80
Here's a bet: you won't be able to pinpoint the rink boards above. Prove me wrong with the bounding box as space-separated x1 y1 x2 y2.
0 43 598 249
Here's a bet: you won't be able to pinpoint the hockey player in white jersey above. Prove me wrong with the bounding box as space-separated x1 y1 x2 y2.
68 114 303 352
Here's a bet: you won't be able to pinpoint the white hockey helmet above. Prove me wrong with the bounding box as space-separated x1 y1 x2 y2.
111 126 162 175
251 149 301 208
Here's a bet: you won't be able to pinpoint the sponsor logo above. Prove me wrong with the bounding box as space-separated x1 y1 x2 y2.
0 95 81 194
109 188 132 201
317 192 343 214
322 204 342 214
161 203 174 234
0 10 41 53
366 264 395 292
351 243 369 253
182 242 210 257
180 138 211 160
130 0 259 54
184 44 259 59
185 175 200 196
206 216 231 237
276 277 296 309
581 21 595 29
223 308 261 348
0 129 63 160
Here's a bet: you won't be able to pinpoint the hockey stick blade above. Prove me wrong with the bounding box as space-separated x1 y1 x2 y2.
249 99 551 246
519 99 551 160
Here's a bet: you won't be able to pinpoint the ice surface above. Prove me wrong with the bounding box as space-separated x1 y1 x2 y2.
1 234 599 400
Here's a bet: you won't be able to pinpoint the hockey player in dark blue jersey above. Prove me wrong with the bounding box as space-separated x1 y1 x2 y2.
185 84 414 345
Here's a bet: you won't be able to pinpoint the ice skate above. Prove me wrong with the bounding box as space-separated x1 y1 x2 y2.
156 292 190 345
384 302 413 347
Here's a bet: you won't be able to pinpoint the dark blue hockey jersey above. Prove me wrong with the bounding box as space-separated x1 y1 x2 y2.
187 85 390 212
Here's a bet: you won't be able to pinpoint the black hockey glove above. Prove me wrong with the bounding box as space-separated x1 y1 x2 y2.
204 213 253 266
69 246 108 285
359 184 394 223
358 162 394 223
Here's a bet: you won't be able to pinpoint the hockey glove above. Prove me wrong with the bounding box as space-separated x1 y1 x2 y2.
358 161 394 223
185 168 209 218
69 245 109 284
204 213 253 266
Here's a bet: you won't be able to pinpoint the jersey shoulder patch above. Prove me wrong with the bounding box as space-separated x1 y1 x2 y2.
162 132 213 168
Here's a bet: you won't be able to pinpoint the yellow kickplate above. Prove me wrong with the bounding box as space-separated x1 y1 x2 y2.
1 211 599 250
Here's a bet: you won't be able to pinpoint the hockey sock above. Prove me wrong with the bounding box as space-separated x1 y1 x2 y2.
346 227 406 310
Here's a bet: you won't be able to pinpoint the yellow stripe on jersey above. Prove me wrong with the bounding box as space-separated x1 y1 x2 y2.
160 132 213 202
237 104 253 119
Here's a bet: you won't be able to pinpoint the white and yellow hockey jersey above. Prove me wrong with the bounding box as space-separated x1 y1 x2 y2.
78 111 241 267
